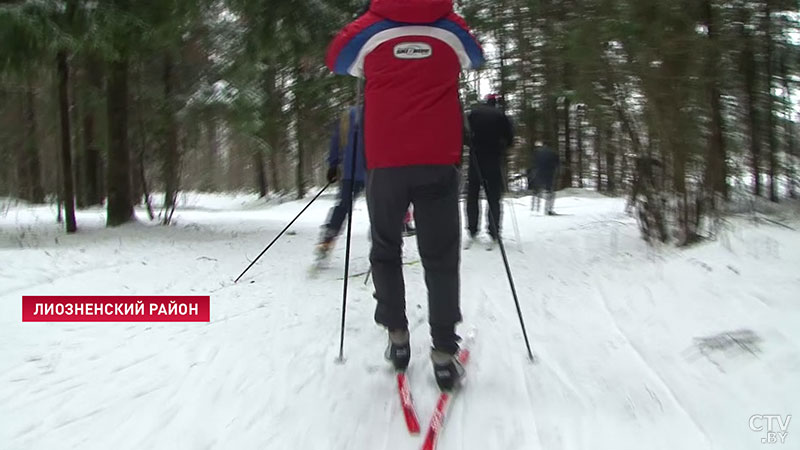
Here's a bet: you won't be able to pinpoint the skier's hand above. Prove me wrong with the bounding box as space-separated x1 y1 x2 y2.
327 167 340 183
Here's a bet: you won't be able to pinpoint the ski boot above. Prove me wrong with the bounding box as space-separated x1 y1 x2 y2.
315 240 334 260
315 228 337 262
385 329 411 371
431 349 465 391
463 233 478 250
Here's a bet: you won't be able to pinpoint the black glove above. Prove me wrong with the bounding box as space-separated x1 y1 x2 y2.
327 167 340 183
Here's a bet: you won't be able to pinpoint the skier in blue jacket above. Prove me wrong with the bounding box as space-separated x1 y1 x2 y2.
317 106 367 257
528 141 559 215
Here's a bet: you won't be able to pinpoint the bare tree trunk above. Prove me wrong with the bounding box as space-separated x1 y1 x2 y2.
128 64 147 208
293 63 309 200
72 65 85 209
764 0 778 202
742 18 762 196
130 147 144 205
782 52 797 199
673 136 689 243
162 52 180 219
577 105 584 188
621 139 629 191
0 87 10 196
133 67 152 216
16 92 30 201
57 50 77 233
267 150 278 193
495 5 512 187
253 151 268 198
512 2 536 154
788 119 797 199
541 0 559 152
139 150 154 220
595 121 603 191
56 153 63 224
703 0 728 202
106 57 134 226
606 126 616 193
204 117 218 191
296 130 305 199
129 66 143 205
561 96 572 188
278 138 290 193
23 81 45 204
228 134 246 191
294 108 306 200
262 63 280 194
83 56 103 206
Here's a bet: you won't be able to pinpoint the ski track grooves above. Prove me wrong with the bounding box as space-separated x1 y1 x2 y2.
0 261 138 298
594 283 713 449
478 287 544 450
518 359 545 450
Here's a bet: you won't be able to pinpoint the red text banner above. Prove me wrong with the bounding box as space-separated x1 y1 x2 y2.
22 296 210 322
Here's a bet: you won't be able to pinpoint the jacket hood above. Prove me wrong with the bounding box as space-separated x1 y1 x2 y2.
370 0 453 24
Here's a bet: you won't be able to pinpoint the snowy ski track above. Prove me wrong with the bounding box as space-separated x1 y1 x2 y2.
1 191 798 450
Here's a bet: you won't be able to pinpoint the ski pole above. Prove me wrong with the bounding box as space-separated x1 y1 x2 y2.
363 266 372 285
234 183 332 283
338 79 364 362
506 197 522 253
469 150 534 361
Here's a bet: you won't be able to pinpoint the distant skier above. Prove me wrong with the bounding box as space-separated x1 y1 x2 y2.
465 94 514 249
528 141 559 215
316 106 366 259
326 0 484 390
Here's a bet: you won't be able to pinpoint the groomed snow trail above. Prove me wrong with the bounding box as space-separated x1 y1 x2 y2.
1 191 798 450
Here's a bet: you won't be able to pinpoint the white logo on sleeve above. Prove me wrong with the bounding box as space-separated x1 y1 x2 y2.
394 43 433 59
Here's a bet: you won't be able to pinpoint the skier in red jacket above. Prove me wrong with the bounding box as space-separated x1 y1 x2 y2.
326 0 483 390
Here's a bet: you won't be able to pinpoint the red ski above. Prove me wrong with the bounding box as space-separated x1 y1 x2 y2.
420 349 471 450
397 372 421 434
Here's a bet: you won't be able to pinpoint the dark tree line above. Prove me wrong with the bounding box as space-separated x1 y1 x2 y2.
1 0 358 231
1 0 798 245
462 0 799 244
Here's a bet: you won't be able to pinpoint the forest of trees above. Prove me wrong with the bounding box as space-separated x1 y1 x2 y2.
0 0 798 245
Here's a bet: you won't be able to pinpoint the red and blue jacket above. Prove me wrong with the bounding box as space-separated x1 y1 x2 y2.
325 0 484 169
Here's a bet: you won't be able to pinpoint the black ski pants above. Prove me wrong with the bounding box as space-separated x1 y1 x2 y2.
466 152 504 239
367 165 462 354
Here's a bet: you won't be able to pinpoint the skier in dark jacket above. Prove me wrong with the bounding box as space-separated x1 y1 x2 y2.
465 94 514 248
316 106 367 258
528 141 559 215
327 0 484 390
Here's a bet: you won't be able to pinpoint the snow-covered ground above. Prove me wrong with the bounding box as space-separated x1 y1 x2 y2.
1 191 798 450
